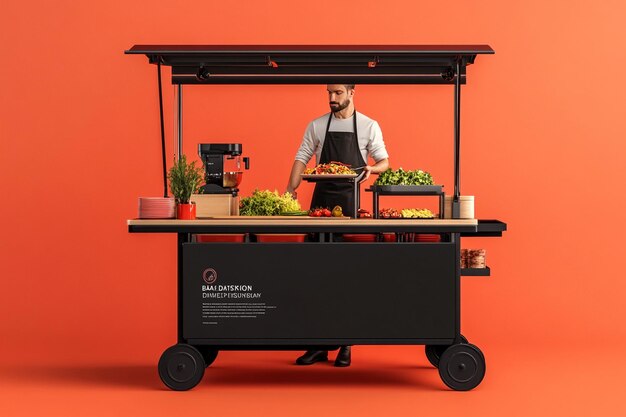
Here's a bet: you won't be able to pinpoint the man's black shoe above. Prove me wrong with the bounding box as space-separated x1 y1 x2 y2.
296 350 328 365
334 346 351 367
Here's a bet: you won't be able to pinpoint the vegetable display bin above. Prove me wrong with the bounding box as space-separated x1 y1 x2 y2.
196 234 246 243
255 234 307 243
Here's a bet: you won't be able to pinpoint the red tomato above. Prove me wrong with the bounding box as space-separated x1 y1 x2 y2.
322 208 331 217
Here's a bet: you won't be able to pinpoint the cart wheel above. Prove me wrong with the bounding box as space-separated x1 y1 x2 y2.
438 343 485 391
196 347 219 367
158 344 205 391
425 335 468 368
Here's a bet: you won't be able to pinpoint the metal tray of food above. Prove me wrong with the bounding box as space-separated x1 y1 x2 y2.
302 174 358 179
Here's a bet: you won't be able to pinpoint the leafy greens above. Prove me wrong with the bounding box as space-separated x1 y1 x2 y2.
374 168 434 186
239 189 302 216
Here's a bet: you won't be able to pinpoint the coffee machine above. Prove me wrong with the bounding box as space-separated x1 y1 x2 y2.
198 143 250 196
193 143 250 217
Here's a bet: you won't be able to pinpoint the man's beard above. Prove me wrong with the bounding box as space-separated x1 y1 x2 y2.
329 99 351 113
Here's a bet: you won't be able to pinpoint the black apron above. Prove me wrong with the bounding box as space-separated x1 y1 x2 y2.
310 111 366 213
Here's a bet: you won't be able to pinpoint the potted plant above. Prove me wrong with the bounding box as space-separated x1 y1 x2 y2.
168 155 204 220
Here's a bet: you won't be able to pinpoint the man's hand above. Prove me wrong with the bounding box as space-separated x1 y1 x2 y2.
360 159 389 183
286 160 306 199
361 166 373 181
286 187 297 199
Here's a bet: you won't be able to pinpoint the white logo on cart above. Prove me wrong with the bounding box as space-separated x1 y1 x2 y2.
202 268 217 285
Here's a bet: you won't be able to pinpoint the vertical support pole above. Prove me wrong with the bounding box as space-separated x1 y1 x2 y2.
452 59 461 219
177 84 183 161
353 180 359 219
373 191 379 219
177 232 187 343
453 232 462 342
157 61 168 198
439 192 445 219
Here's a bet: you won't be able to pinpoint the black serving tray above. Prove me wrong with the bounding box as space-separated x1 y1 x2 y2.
368 185 443 194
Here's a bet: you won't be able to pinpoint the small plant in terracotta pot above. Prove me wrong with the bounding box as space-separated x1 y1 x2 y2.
168 155 204 220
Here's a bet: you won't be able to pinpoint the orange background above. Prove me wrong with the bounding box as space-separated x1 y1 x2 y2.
1 0 626 416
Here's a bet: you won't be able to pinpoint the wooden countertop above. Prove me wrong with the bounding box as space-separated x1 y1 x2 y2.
127 217 478 234
128 217 477 227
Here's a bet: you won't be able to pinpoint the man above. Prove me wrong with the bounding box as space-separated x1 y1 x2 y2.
285 84 389 367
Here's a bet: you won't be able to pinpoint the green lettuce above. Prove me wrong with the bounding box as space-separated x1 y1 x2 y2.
374 168 434 186
239 189 302 216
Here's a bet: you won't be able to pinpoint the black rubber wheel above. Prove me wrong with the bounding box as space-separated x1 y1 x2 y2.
158 344 205 391
196 347 219 367
438 343 486 391
425 335 468 368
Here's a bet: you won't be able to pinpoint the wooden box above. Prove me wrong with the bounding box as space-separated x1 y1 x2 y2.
190 194 240 217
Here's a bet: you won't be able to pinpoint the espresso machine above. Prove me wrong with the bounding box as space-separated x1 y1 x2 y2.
198 143 250 196
193 144 250 217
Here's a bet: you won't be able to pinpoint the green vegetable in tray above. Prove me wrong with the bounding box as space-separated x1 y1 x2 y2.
281 210 309 216
374 168 434 186
239 189 301 216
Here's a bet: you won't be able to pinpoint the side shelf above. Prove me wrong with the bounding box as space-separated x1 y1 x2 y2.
461 220 507 237
461 266 491 276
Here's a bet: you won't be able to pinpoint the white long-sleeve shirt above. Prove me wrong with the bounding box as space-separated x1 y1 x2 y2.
294 112 388 165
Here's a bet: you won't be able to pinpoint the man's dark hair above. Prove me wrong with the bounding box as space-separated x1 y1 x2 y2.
345 84 356 91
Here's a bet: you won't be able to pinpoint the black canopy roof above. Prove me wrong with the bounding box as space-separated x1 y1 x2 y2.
125 45 494 85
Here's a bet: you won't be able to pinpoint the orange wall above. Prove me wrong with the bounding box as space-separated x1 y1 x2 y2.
1 0 625 362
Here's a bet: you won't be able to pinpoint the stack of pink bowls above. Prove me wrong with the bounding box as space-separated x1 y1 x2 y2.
138 197 176 219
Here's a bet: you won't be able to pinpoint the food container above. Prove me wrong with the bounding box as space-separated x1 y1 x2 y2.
468 249 486 268
196 234 246 243
461 248 487 268
342 234 377 242
382 233 397 242
414 234 442 242
255 234 307 243
444 195 474 219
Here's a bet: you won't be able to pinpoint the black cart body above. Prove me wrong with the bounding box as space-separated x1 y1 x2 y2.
125 45 505 391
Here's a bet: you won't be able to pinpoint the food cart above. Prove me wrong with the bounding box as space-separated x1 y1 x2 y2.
125 45 507 391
